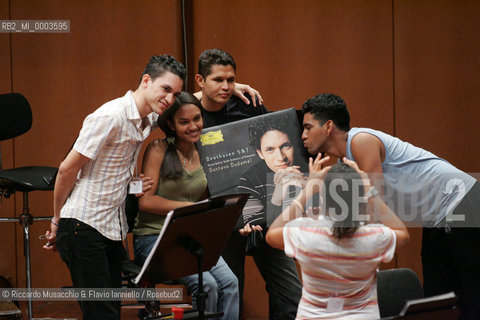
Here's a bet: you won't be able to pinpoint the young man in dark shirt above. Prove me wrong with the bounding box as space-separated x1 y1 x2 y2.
195 48 267 126
195 48 302 320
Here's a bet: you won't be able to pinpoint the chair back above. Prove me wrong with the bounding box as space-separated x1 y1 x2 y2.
377 268 423 318
0 93 32 141
125 194 139 233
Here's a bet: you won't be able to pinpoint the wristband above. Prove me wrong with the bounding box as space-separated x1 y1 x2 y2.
51 218 60 227
365 186 379 200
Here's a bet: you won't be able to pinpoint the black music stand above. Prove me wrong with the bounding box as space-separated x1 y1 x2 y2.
133 193 249 320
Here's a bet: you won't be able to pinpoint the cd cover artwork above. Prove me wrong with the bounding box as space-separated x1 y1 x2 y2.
197 108 309 227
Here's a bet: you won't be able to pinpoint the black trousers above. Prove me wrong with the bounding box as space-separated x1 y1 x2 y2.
56 218 124 320
222 231 302 320
422 182 480 320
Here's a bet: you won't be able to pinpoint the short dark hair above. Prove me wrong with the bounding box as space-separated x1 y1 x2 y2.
248 114 297 151
141 54 186 83
324 163 366 239
197 49 236 78
302 93 350 131
157 91 203 180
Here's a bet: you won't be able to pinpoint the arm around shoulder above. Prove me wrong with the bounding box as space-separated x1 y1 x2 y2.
233 82 264 107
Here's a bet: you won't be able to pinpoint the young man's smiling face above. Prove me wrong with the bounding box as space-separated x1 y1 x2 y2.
195 64 235 111
143 71 183 115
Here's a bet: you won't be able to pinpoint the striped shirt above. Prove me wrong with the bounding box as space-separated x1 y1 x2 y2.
283 217 396 319
60 91 158 241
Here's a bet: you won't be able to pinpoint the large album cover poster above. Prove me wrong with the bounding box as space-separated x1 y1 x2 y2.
196 108 309 227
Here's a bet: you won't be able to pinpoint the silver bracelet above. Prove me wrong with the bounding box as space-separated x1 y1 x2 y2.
365 186 379 200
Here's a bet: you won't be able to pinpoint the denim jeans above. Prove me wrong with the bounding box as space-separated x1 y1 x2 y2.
56 218 124 320
134 234 239 320
222 231 302 320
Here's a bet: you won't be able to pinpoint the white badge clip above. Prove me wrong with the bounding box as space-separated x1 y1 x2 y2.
128 179 143 194
326 296 344 313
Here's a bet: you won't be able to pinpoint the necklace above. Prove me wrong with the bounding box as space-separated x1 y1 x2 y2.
177 149 194 169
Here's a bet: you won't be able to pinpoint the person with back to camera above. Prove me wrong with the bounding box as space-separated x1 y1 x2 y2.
266 155 410 319
132 92 239 320
300 93 480 319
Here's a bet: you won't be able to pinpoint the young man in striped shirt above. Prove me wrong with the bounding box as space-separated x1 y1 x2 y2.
44 55 185 320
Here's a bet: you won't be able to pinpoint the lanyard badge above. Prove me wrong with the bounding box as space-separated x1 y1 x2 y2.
128 164 143 194
326 296 344 313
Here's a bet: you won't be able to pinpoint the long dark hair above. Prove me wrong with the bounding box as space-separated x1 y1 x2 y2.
324 163 366 239
157 91 203 180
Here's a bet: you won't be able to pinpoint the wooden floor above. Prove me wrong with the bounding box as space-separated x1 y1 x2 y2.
17 301 180 319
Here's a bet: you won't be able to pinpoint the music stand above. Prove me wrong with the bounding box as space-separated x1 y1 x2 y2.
133 193 249 320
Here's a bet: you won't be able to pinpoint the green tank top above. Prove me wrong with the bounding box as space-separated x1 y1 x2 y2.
133 166 207 236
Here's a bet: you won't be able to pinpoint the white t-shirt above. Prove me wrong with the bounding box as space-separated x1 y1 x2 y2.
283 217 396 319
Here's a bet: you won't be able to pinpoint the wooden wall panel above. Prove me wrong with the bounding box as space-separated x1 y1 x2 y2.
394 0 480 170
0 1 11 92
0 0 18 289
394 1 480 278
189 0 394 133
7 0 183 297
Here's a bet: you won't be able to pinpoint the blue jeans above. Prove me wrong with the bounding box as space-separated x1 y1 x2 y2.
134 234 239 320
